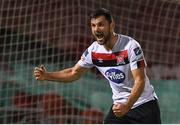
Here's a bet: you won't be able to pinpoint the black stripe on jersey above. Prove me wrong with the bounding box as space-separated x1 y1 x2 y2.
137 60 145 68
92 57 129 67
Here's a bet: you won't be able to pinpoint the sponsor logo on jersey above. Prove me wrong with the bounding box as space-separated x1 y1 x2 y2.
97 58 103 63
105 68 125 84
133 47 142 56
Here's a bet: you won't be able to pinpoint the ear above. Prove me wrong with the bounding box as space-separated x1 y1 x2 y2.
110 20 115 31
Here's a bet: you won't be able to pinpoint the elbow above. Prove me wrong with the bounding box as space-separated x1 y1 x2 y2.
135 77 145 91
74 72 82 81
138 79 145 92
70 69 82 81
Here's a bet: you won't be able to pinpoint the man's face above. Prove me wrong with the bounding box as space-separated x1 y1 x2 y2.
91 16 113 45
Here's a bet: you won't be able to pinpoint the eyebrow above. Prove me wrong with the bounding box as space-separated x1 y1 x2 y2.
91 18 105 24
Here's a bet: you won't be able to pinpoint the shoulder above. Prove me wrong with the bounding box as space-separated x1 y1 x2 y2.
121 34 139 43
120 35 141 49
87 41 100 51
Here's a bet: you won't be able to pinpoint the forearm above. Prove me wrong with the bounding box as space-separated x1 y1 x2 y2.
44 68 80 82
113 80 145 117
125 80 145 109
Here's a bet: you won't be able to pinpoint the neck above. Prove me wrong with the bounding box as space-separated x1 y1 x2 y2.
104 32 118 51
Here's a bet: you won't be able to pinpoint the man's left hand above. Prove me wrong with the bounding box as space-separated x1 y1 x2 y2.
112 103 130 117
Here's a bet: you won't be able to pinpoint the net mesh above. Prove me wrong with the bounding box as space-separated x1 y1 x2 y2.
0 0 179 123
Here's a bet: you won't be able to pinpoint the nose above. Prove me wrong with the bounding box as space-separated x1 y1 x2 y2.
94 25 100 32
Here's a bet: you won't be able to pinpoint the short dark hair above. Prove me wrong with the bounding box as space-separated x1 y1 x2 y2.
90 8 113 23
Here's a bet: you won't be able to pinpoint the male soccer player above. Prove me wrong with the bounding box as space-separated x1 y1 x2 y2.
34 8 161 124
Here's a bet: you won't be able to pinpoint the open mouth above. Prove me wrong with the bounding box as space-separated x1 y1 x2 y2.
95 33 104 40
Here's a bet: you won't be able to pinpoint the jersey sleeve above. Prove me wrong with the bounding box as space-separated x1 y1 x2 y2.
128 39 147 71
78 44 94 68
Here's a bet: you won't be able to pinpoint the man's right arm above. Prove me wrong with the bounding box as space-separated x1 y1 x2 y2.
33 63 89 83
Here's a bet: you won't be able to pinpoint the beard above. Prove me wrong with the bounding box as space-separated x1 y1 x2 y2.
93 30 111 45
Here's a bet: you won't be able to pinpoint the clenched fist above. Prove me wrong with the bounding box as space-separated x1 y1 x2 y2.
33 64 47 80
112 103 130 117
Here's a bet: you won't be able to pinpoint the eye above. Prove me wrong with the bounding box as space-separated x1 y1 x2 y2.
98 23 104 27
91 23 95 27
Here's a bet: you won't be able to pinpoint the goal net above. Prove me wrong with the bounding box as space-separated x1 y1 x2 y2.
0 0 179 123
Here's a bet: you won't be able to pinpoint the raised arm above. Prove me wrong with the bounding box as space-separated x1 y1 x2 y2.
33 63 89 83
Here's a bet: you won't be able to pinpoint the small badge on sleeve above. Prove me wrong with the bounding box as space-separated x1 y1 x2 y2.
83 49 89 57
133 47 142 56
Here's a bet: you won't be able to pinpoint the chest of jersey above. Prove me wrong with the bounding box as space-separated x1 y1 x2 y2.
91 50 131 85
91 50 129 67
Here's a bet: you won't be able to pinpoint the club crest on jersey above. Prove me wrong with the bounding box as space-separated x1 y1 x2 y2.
116 55 125 65
105 68 125 84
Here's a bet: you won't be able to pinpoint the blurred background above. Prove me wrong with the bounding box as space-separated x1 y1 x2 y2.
0 0 179 123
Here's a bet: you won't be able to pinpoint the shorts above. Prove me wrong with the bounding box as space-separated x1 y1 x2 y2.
104 99 161 124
